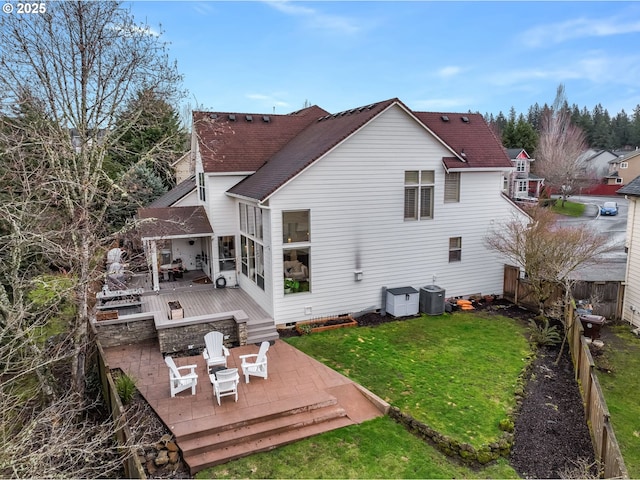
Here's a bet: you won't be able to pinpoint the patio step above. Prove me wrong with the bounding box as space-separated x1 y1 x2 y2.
176 391 354 474
246 317 279 344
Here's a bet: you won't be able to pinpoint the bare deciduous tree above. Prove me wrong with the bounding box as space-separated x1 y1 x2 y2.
533 85 590 206
0 0 182 397
0 3 183 475
485 206 614 317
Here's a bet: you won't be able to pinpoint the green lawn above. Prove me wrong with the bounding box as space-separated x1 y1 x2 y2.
551 200 586 217
287 312 531 448
593 324 640 478
196 416 518 479
198 312 530 479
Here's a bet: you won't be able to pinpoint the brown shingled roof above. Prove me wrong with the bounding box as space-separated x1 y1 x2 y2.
414 112 512 170
227 99 398 201
194 105 329 173
195 100 511 203
136 206 213 240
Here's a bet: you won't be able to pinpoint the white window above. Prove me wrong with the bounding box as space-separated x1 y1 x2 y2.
283 248 310 295
283 210 310 243
449 237 462 262
517 180 528 196
198 172 206 201
616 178 623 184
516 160 526 172
620 162 628 169
444 172 460 203
239 203 264 289
404 170 434 220
218 236 235 271
240 203 262 240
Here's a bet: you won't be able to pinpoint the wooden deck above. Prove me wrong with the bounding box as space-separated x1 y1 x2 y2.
142 287 272 323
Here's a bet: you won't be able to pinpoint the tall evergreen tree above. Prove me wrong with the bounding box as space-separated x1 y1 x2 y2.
110 87 187 188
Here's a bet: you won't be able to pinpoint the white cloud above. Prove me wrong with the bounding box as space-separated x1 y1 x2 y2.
191 2 215 17
264 0 361 35
522 15 640 48
437 66 463 78
488 51 640 88
246 93 290 110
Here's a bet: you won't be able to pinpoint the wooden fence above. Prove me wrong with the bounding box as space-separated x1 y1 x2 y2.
565 307 629 479
503 265 623 320
504 266 628 477
89 322 147 479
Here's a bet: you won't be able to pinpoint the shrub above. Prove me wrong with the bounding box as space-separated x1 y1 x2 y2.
529 318 561 347
115 372 136 404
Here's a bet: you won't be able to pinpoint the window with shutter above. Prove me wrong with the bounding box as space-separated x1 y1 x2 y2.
444 172 460 203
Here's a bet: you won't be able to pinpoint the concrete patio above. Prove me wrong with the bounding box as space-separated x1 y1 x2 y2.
104 338 387 474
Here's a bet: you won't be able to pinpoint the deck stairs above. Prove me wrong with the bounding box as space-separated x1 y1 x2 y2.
173 389 355 474
245 316 279 344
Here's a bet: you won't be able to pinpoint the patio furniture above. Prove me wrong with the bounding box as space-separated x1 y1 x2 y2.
239 341 269 383
210 368 239 405
165 356 198 397
203 331 230 372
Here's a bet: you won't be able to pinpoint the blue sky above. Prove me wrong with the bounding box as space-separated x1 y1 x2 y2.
128 1 640 118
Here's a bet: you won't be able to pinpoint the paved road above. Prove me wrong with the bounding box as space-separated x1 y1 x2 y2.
554 195 627 281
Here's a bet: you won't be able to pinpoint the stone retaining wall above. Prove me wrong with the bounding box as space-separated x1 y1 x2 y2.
93 313 158 348
92 310 249 353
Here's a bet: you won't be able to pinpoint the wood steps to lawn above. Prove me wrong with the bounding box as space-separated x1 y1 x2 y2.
175 390 355 474
246 317 279 345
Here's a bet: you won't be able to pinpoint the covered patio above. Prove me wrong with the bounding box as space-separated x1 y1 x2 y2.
104 338 387 474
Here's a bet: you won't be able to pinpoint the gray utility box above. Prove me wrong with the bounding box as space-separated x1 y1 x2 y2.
386 287 419 317
420 285 446 315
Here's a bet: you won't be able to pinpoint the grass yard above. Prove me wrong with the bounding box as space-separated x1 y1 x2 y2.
551 199 586 217
196 416 519 479
594 324 640 478
287 312 531 448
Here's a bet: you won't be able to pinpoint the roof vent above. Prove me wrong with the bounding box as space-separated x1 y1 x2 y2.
441 115 449 122
246 115 253 122
262 116 270 123
228 114 236 121
461 116 469 123
461 149 467 158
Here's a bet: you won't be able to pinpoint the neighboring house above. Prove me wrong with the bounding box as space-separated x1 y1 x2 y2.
606 149 640 186
138 98 526 325
504 148 544 201
578 149 619 179
617 175 640 328
172 151 195 184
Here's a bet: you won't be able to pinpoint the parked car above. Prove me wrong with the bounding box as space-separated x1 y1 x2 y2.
600 201 619 216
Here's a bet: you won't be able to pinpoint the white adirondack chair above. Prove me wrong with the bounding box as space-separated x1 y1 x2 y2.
212 368 240 405
202 331 230 372
239 341 270 383
165 356 198 397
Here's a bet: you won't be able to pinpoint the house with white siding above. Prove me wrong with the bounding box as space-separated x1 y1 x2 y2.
617 176 640 328
139 98 525 326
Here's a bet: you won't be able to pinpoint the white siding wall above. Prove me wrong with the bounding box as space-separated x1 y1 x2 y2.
174 190 199 207
205 174 245 233
622 197 640 327
266 105 522 324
